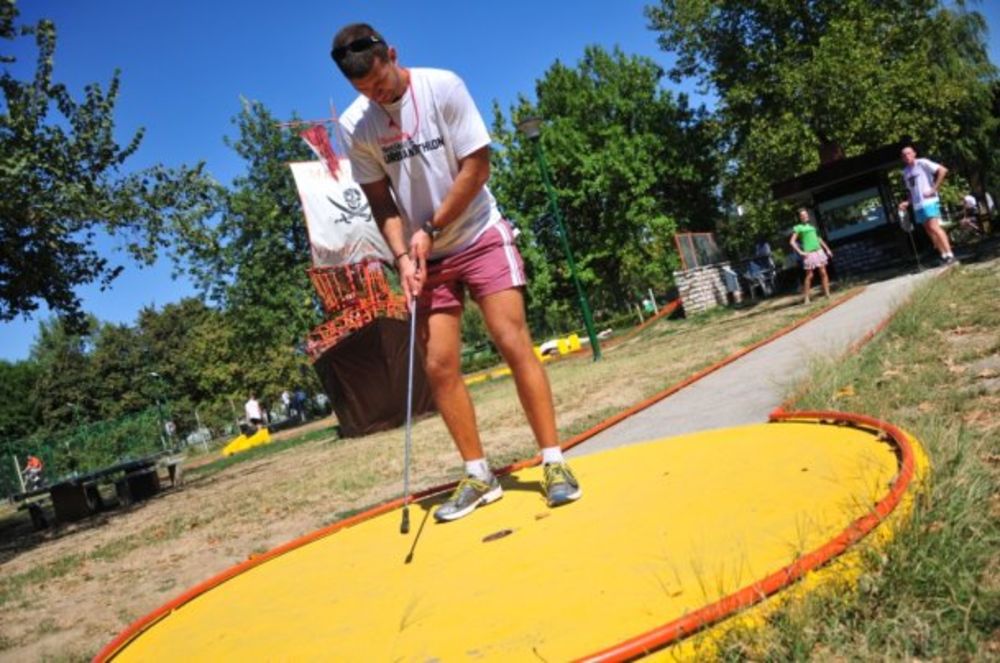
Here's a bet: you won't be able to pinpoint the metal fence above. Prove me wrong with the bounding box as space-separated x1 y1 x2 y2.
2 407 165 498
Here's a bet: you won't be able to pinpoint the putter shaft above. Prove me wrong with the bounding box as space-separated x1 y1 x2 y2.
401 298 417 535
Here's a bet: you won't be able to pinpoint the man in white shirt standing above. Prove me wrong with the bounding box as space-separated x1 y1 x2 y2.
897 146 956 265
245 393 264 429
332 23 581 522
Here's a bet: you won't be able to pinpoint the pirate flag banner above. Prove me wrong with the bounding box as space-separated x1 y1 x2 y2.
299 124 341 180
289 160 393 267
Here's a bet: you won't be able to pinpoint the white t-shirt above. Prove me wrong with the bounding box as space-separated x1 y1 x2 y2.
245 398 262 421
339 67 501 259
902 158 942 209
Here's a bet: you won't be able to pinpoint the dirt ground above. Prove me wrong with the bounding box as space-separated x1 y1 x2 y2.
0 292 844 661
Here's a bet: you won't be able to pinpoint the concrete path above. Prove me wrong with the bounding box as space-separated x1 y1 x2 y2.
570 268 941 457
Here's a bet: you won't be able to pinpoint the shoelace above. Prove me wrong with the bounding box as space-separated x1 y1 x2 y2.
448 476 489 503
544 463 574 488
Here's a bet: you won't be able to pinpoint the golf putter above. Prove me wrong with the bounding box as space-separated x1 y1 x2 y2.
400 297 417 535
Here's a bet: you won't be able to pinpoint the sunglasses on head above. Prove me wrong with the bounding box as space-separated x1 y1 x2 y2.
331 35 383 61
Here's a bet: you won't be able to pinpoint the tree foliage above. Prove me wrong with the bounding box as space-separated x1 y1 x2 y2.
172 100 319 393
11 296 311 447
490 46 719 331
645 0 997 248
0 0 216 331
0 358 39 439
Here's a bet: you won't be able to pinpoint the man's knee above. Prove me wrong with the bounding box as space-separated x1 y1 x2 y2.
424 352 461 387
492 321 534 360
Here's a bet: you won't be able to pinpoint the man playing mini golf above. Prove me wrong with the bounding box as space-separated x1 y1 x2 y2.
332 23 581 522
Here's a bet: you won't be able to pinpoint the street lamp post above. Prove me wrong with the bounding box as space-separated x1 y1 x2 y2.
516 116 602 361
148 372 171 451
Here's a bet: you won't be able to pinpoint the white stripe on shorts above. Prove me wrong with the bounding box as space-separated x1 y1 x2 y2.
496 222 525 287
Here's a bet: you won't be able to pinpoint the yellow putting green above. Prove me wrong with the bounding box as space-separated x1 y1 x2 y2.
102 417 926 661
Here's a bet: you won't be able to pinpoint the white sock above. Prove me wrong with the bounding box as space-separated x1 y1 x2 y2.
542 446 564 465
465 458 491 481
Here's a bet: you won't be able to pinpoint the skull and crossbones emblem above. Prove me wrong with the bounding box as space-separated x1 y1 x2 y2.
327 187 371 224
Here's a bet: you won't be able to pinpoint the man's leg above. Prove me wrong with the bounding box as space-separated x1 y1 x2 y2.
478 288 581 507
477 289 558 450
923 218 953 257
422 307 503 523
927 217 954 255
421 308 485 461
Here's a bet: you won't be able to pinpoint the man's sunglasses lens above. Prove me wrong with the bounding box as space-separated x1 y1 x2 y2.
332 36 382 60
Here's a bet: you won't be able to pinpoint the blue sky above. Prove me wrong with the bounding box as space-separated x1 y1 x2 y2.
2 0 998 361
1 0 695 361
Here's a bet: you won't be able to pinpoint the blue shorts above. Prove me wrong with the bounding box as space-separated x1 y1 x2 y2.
915 201 941 225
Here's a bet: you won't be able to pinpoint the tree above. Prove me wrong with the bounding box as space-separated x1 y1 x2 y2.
173 100 319 396
489 46 719 330
645 0 997 250
0 0 217 331
134 298 253 434
88 321 148 421
0 358 40 440
28 316 96 433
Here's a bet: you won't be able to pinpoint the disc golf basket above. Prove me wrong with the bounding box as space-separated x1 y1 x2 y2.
305 260 407 360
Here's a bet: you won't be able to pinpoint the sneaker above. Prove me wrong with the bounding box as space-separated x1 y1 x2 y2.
943 255 959 265
433 475 502 523
543 462 582 507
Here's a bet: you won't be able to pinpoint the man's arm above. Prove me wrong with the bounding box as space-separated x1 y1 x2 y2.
360 177 423 300
932 164 948 195
407 146 491 269
360 178 407 258
429 146 490 231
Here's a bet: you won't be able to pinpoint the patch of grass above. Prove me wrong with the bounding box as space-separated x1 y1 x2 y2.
186 426 339 481
0 512 216 609
559 405 624 439
717 265 1000 660
39 650 90 663
0 552 83 608
35 618 59 636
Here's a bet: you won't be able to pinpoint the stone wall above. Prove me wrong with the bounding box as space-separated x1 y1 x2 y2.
674 262 732 314
831 231 915 274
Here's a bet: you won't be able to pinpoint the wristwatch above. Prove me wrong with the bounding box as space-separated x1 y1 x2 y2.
420 219 440 240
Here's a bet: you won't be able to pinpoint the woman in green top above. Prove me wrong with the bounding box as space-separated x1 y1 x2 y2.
790 208 833 304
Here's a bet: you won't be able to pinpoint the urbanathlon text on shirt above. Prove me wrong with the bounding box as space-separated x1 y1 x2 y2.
382 136 445 165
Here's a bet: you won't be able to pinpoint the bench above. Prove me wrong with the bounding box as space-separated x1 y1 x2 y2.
11 453 187 528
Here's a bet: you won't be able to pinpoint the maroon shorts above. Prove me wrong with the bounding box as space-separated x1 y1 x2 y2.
418 220 526 312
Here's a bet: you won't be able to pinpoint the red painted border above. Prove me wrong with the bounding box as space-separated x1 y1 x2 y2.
93 289 863 661
576 410 917 662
